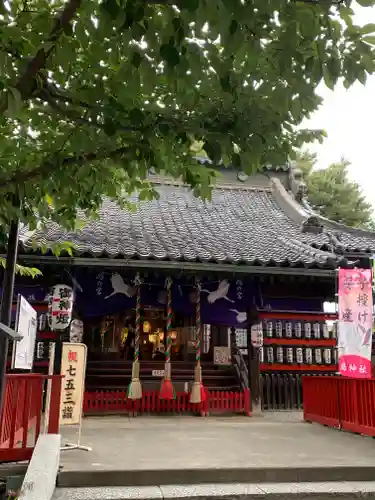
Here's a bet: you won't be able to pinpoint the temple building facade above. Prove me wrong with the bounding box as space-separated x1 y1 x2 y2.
5 161 375 414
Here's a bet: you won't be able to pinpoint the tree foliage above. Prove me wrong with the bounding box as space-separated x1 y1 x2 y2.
0 257 42 278
295 151 374 229
1 0 375 230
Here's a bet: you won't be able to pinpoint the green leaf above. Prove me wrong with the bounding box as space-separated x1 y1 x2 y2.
361 23 375 35
357 0 375 6
103 119 118 136
160 44 180 67
184 0 199 12
358 69 367 85
339 6 354 27
322 65 334 90
203 140 221 164
291 98 302 120
363 36 375 45
6 87 22 117
219 73 232 93
129 108 145 126
131 51 142 68
0 258 42 279
101 0 121 19
232 153 241 169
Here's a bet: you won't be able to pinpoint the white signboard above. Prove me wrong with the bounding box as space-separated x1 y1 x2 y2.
60 343 87 426
13 295 37 370
214 346 231 365
152 369 164 377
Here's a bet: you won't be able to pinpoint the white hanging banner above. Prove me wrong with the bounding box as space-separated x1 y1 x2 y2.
12 295 37 370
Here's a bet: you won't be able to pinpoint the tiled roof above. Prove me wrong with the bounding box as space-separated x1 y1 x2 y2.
19 184 353 268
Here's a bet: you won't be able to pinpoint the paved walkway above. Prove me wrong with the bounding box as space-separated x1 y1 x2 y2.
59 412 375 472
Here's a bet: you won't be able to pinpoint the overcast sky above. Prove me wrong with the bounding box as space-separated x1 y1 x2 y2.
303 4 375 210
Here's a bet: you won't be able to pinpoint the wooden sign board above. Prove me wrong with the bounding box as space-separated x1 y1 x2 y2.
214 346 231 365
60 343 87 426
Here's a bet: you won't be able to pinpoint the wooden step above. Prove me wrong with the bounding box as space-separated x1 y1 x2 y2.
85 360 240 392
86 368 236 376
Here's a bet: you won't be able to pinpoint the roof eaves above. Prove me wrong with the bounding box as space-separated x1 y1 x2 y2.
11 253 345 276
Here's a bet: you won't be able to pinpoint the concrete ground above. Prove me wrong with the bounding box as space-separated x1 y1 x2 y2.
59 412 375 472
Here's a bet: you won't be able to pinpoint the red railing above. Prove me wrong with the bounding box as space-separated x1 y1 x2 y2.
83 388 251 416
303 375 375 437
0 374 62 462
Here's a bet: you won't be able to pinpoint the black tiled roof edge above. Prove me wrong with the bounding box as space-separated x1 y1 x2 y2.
18 183 352 269
270 177 375 255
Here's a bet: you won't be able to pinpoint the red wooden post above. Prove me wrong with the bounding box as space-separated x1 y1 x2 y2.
21 378 32 448
8 378 19 448
34 377 44 439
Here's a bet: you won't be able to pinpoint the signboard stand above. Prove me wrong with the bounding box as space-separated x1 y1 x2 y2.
60 342 91 452
45 342 91 453
60 423 92 452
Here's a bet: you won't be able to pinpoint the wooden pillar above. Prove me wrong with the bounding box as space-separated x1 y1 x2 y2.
246 307 261 412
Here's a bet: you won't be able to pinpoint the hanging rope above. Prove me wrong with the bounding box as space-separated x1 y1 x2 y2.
159 276 175 399
190 279 206 405
134 274 141 363
195 280 201 364
127 273 142 400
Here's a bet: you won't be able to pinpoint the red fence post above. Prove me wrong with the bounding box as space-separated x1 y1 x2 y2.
244 388 252 416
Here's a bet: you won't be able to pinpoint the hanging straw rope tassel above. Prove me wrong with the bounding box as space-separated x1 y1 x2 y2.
190 279 207 410
127 274 142 402
159 277 176 400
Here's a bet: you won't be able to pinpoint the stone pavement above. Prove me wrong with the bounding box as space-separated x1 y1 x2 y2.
56 412 375 486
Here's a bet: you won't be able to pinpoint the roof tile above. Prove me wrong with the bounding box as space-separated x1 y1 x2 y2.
20 185 356 268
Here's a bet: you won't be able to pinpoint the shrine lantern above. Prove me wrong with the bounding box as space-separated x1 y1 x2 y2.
48 284 74 331
143 321 151 333
251 323 263 348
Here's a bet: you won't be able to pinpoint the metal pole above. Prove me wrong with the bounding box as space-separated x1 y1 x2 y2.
246 307 261 412
0 219 20 412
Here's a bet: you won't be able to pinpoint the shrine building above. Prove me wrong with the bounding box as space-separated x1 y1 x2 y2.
5 160 375 414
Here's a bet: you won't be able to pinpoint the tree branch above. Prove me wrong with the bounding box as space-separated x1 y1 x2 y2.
0 145 137 189
0 0 82 114
39 89 101 128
